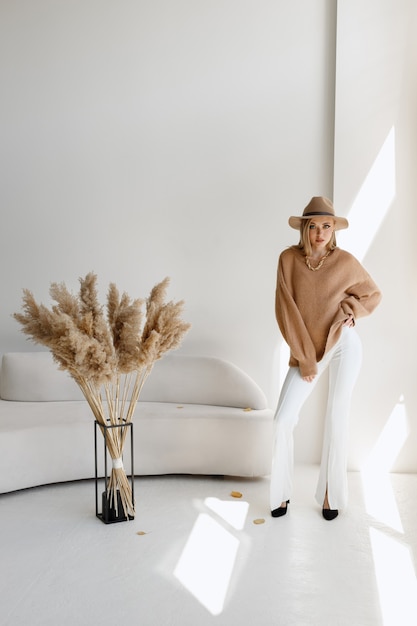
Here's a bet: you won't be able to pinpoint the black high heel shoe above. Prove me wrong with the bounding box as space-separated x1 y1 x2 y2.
322 508 338 521
271 500 290 518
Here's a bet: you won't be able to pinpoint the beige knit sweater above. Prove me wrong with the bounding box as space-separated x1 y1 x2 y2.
275 246 382 377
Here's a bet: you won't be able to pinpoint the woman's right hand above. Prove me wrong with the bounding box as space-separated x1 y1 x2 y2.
302 375 316 383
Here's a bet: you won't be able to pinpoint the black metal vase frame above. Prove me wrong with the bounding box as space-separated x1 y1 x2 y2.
94 420 135 524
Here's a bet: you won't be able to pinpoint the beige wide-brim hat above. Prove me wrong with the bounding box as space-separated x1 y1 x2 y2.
288 196 349 230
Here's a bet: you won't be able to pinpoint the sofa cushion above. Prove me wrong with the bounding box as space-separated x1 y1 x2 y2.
140 355 268 409
0 352 83 401
0 352 268 409
0 399 273 491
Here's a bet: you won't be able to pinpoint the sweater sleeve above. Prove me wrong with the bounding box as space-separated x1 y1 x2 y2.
275 253 318 377
340 257 382 321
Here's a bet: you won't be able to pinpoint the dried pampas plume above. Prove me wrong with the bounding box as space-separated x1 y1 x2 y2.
14 273 191 518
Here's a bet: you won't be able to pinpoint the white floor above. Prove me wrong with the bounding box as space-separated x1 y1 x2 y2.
1 466 417 626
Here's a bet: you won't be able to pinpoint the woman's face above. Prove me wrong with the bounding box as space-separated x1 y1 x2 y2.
308 216 335 252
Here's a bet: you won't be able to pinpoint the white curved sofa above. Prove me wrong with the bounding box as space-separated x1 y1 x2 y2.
0 352 273 493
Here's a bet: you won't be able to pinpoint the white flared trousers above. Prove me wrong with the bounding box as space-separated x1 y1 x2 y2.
269 327 362 511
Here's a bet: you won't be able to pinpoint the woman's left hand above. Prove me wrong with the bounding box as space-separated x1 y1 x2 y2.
343 314 355 328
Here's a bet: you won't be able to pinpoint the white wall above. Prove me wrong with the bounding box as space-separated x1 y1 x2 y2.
0 0 335 404
334 0 417 472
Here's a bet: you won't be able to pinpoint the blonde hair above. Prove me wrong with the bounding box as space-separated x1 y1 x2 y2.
297 219 337 257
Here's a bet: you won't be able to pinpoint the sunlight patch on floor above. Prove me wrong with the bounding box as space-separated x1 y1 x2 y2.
205 497 249 530
370 528 417 626
174 498 249 615
361 395 416 625
362 470 404 533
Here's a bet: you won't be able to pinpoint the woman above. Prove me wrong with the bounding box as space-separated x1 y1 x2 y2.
270 196 381 520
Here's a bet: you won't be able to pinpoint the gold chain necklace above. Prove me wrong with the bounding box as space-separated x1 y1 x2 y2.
305 249 331 271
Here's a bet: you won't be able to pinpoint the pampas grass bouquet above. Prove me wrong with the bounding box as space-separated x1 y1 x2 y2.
14 273 191 520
